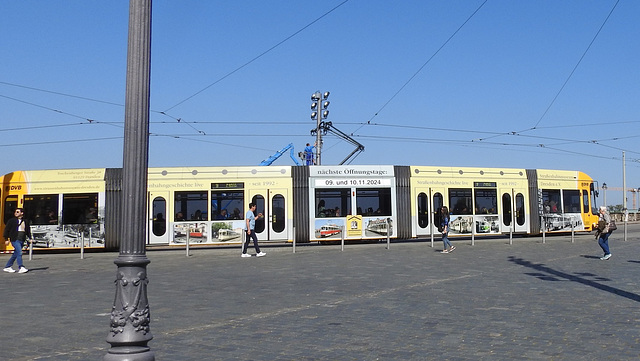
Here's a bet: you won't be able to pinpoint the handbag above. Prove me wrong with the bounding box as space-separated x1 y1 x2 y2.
608 220 617 232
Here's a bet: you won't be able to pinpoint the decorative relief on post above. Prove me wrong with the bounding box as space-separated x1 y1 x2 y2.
109 269 151 336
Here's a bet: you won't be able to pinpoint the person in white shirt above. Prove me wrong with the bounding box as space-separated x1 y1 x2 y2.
241 203 266 258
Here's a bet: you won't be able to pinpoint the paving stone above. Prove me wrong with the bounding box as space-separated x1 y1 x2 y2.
1 225 639 360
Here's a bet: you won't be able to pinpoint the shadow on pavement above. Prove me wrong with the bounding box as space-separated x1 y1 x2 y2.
508 256 640 303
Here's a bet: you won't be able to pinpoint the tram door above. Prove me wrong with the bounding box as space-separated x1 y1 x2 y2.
416 189 429 236
148 192 169 244
250 189 289 241
415 188 445 236
501 189 527 233
268 189 288 241
432 190 444 235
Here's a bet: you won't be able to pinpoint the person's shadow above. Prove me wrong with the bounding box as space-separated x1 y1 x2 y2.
23 267 49 272
509 256 640 303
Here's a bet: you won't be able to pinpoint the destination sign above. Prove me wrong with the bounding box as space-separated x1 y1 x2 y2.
211 182 244 189
315 179 391 188
474 182 497 188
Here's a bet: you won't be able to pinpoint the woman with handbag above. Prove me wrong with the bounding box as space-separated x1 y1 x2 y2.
440 206 455 253
595 206 613 260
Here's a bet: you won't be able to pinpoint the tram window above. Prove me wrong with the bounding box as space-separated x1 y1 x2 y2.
449 189 472 215
541 190 561 214
582 190 589 214
24 194 59 225
4 196 18 225
475 189 497 214
562 190 581 213
417 192 428 228
252 195 265 233
516 193 525 226
315 188 351 218
502 193 512 226
356 188 391 216
433 192 443 227
591 189 598 215
152 197 166 236
62 193 98 224
174 191 208 221
211 191 244 220
272 194 285 233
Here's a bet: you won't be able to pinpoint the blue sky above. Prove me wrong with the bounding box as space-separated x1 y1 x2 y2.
1 0 638 207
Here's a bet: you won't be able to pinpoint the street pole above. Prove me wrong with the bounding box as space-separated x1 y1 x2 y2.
623 151 627 242
315 109 322 166
310 91 329 165
104 1 154 360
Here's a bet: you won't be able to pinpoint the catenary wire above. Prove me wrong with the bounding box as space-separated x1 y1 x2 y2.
476 0 621 142
162 0 351 113
530 0 620 130
349 0 488 136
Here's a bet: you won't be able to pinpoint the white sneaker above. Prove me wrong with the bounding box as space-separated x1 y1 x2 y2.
3 267 15 273
18 267 29 273
256 252 267 257
603 254 612 260
241 253 251 258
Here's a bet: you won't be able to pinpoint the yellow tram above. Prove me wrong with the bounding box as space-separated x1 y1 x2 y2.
0 165 600 252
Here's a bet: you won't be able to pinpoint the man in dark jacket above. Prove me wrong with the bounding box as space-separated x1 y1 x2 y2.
3 208 31 273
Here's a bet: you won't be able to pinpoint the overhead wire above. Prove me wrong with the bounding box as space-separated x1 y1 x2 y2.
477 0 621 142
0 137 122 148
161 0 351 113
0 81 124 107
0 104 637 157
0 1 634 165
2 84 637 159
0 94 96 122
350 0 488 136
352 134 639 163
529 0 620 130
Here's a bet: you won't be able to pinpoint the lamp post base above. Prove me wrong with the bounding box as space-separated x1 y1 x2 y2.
104 346 155 361
105 256 154 360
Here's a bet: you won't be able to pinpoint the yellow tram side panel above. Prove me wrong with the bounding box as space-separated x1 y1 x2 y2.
146 165 294 201
536 169 598 232
308 165 397 242
1 169 106 251
1 171 28 251
147 166 295 245
409 165 528 186
409 165 530 209
409 165 530 237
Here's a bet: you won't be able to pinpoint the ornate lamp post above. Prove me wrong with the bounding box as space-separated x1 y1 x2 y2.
104 1 154 360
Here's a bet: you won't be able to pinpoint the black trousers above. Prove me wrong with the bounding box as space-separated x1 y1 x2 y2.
242 230 260 254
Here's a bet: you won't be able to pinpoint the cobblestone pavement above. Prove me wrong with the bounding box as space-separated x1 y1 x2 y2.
2 224 640 360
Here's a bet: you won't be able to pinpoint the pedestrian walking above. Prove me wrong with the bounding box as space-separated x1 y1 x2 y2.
241 202 266 258
440 206 455 253
3 208 31 273
595 206 613 260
